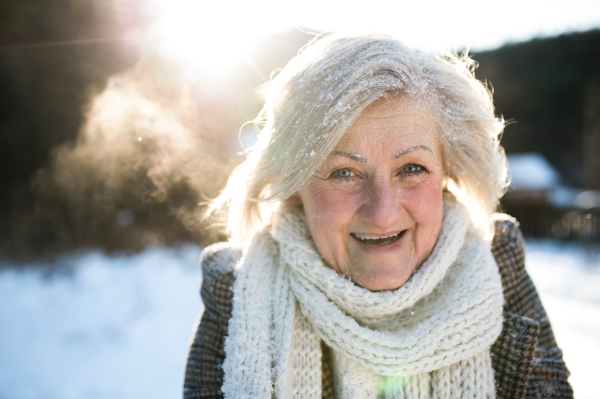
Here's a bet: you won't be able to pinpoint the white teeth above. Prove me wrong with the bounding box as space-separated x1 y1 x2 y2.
354 232 401 241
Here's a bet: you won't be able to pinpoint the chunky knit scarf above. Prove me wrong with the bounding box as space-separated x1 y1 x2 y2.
222 199 504 399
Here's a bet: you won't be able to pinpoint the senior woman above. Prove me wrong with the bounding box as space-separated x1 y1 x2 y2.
184 34 572 399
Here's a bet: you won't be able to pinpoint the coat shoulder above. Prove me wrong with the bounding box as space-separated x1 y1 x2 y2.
184 243 242 399
199 242 242 318
490 214 573 399
200 242 243 277
491 214 526 302
492 214 525 262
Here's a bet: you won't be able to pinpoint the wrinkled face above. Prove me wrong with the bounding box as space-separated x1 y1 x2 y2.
294 96 445 291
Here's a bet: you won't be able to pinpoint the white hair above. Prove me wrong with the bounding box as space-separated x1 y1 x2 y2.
209 33 507 241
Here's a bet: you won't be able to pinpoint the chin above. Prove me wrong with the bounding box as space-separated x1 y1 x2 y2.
351 265 414 291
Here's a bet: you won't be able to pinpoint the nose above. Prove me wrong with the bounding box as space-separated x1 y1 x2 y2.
360 177 402 231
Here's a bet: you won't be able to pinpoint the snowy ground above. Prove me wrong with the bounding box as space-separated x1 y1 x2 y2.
0 245 203 399
0 240 598 399
524 240 600 399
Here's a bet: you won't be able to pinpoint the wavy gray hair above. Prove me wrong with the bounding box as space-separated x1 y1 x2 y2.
209 33 507 241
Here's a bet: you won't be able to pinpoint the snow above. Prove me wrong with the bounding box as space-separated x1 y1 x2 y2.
507 152 560 190
548 186 600 209
0 240 598 398
549 185 585 208
0 245 203 399
525 240 600 399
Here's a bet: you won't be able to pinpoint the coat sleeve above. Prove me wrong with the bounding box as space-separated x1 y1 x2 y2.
183 244 240 399
491 217 573 399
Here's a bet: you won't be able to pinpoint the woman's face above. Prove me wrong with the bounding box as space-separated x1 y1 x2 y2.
295 96 445 291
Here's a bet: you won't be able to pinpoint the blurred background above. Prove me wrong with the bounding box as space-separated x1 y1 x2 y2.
0 0 599 398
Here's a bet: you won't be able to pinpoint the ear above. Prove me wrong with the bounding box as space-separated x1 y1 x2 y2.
286 192 303 205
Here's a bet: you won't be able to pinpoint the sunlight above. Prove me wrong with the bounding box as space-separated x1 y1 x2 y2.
378 375 406 397
146 0 291 76
143 0 600 75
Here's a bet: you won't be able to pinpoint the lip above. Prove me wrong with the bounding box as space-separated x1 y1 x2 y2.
351 230 404 240
350 229 407 254
350 229 406 248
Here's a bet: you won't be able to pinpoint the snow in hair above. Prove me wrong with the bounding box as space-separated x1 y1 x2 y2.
210 33 507 241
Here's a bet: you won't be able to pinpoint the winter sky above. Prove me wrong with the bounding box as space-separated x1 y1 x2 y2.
146 0 600 73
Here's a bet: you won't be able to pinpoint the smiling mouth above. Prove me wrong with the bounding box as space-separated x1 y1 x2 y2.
350 231 405 246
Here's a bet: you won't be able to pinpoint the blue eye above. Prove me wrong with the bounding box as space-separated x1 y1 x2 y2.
335 168 354 178
331 168 356 182
402 164 426 174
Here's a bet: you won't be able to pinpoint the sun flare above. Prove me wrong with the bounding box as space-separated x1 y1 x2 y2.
146 0 291 76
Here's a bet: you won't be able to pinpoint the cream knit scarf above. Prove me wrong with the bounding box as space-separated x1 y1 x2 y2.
222 199 504 399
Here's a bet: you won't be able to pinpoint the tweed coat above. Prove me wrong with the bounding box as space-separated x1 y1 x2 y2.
184 217 573 399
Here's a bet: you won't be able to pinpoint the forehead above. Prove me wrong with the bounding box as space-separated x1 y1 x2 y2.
336 96 440 151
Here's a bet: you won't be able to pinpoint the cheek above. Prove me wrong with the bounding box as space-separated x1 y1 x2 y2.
402 176 444 227
401 177 444 261
300 185 360 233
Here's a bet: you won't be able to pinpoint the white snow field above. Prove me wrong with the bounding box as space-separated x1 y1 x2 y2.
0 245 203 399
0 240 598 399
525 240 600 399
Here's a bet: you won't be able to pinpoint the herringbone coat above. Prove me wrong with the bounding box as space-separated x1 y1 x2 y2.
184 218 573 398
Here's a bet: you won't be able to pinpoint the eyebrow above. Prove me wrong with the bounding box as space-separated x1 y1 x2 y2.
393 145 434 159
331 145 434 163
331 151 367 162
